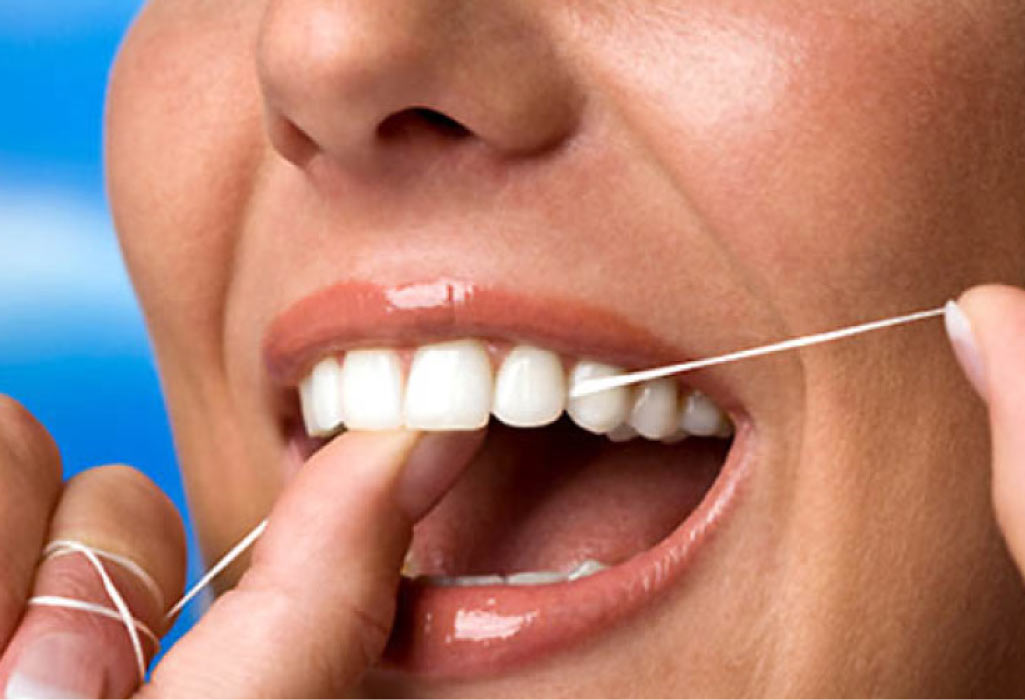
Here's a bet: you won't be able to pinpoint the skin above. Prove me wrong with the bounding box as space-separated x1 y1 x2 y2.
1 0 1025 695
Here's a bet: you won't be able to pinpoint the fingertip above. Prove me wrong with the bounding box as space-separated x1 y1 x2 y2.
945 298 988 400
303 428 485 522
952 285 1025 401
397 429 486 521
956 284 1025 331
0 395 62 494
252 429 425 577
303 429 422 488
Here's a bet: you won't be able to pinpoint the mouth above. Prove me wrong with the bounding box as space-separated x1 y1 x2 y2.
265 279 751 679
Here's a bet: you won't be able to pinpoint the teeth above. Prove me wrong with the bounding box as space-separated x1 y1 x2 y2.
680 391 728 437
401 547 418 578
296 340 735 441
423 574 505 587
606 424 639 443
628 379 679 440
405 339 493 430
566 361 632 434
417 561 609 588
505 571 566 586
299 374 318 437
301 357 345 437
340 349 404 430
566 559 608 580
492 346 567 428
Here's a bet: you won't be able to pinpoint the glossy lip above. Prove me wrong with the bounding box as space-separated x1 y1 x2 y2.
264 277 752 678
264 278 741 413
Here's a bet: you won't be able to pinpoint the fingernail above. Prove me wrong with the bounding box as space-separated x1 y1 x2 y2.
397 430 486 521
945 299 989 401
4 634 104 699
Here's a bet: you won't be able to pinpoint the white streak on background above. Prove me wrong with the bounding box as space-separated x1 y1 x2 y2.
0 184 148 356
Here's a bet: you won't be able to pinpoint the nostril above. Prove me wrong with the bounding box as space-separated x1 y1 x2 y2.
377 107 473 142
266 110 320 166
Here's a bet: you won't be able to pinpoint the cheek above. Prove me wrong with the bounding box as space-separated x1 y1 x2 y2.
579 2 1025 319
105 0 266 372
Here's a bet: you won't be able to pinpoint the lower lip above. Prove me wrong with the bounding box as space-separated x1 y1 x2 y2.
378 420 754 679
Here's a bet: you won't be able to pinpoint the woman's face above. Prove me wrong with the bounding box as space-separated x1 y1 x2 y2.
107 0 1025 695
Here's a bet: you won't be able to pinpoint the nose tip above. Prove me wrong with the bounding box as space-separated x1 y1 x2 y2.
257 0 581 168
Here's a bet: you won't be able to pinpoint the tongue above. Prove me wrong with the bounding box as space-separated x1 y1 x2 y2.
408 420 727 577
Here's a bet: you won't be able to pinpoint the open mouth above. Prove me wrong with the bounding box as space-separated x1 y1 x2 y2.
265 279 750 679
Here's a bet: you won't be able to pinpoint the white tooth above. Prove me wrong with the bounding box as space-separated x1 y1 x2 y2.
628 378 678 440
299 374 318 437
492 346 566 428
606 424 639 443
566 559 608 581
680 391 725 437
505 571 566 586
404 339 493 430
566 361 631 434
457 574 505 587
301 357 345 437
425 574 505 587
340 349 404 430
401 547 417 578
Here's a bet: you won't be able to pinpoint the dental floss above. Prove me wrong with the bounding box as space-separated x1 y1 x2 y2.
25 521 267 684
43 539 166 613
28 596 160 650
164 518 268 619
569 306 947 398
22 302 955 686
27 541 152 683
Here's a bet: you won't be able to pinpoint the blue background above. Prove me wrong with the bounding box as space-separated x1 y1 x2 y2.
0 1 199 648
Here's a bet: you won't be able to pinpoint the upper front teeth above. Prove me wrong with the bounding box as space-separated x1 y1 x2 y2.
405 340 494 430
492 346 567 427
299 356 344 437
341 349 404 430
298 339 733 441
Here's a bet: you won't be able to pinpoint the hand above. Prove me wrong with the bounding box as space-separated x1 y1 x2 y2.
947 284 1025 578
0 397 481 697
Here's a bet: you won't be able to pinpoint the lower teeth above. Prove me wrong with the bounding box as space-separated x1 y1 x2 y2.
505 571 566 586
415 558 610 588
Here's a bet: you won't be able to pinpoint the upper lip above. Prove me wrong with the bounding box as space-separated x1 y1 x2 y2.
262 277 742 412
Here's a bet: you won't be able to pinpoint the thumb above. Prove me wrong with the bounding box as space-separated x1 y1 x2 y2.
946 284 1025 574
144 429 483 697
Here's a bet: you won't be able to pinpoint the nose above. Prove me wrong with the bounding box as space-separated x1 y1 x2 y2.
257 0 581 169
